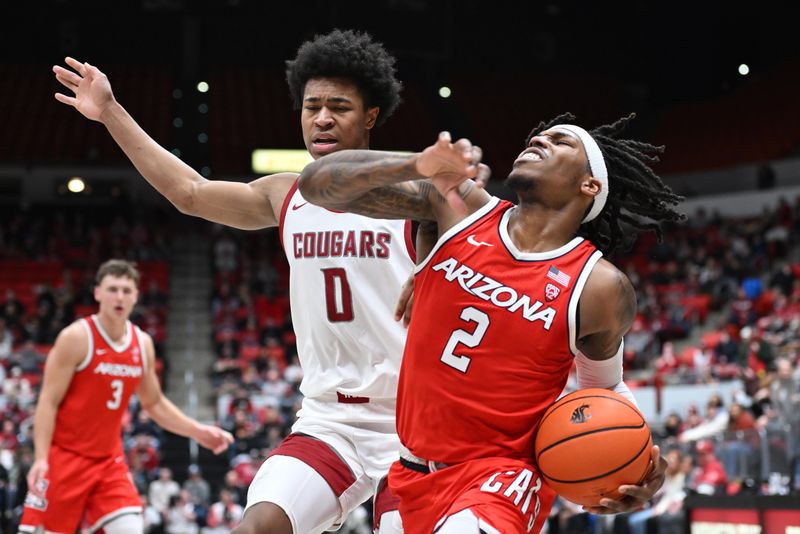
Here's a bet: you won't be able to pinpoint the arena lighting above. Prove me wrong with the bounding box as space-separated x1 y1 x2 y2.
252 149 413 174
438 86 452 98
738 63 750 75
66 177 85 193
196 81 209 93
252 149 314 173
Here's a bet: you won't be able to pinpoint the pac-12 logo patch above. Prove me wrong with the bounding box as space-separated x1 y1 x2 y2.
544 283 560 301
570 404 591 424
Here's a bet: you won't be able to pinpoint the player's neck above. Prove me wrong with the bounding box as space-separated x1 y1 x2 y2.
95 312 129 342
507 203 581 253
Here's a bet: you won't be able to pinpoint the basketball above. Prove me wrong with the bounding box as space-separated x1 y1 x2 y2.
534 388 653 506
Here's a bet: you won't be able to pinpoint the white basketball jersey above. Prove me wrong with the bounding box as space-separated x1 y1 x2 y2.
279 182 415 401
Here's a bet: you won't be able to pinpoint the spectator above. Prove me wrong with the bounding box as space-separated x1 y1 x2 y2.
0 318 13 361
149 467 181 515
693 440 728 495
221 470 246 506
142 492 164 534
625 448 687 534
203 488 243 533
183 464 211 509
165 491 198 534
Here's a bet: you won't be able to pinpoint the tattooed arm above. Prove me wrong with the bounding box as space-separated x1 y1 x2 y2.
298 132 492 228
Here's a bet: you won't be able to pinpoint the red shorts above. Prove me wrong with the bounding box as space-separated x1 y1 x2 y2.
389 456 556 534
19 444 142 533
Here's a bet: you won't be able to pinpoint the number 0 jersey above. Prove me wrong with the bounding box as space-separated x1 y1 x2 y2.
52 315 147 458
397 197 603 465
280 181 416 403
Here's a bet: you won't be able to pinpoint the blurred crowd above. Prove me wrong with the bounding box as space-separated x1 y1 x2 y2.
2 195 800 533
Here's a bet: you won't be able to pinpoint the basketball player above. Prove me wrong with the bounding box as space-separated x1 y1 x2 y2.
18 260 233 534
297 113 680 533
52 30 456 534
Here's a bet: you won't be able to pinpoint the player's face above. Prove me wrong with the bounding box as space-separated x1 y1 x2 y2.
301 77 379 159
94 275 138 320
506 128 592 201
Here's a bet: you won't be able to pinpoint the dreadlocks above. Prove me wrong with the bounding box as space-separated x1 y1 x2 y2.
525 112 685 255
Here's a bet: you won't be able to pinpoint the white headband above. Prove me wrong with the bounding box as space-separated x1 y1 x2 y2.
554 124 608 223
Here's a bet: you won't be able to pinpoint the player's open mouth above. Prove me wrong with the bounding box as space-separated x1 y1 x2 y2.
312 137 339 154
515 147 545 164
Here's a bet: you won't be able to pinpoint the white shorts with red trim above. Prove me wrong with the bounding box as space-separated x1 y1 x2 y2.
246 406 400 533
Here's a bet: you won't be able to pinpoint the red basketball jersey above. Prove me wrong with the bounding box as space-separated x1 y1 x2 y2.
52 316 146 458
397 198 603 465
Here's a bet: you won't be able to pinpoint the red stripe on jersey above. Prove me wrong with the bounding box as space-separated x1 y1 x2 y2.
268 433 356 497
373 477 400 529
403 220 417 263
278 178 300 253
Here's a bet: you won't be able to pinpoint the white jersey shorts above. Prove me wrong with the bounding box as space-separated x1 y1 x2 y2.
245 399 400 533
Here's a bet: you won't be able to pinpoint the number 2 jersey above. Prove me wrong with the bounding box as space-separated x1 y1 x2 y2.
397 197 603 464
52 315 146 458
279 182 416 405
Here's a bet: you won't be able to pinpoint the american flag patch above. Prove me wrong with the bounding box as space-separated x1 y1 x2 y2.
547 265 571 287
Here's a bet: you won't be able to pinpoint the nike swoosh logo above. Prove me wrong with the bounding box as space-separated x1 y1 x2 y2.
467 234 493 247
96 348 108 355
292 202 308 210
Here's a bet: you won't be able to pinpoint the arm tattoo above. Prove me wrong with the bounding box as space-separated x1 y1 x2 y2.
615 270 637 328
299 151 435 220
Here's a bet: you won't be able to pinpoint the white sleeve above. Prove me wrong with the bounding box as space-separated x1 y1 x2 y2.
575 340 639 407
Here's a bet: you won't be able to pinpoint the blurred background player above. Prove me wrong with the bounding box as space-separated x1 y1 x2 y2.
18 259 232 534
52 30 422 534
298 113 683 532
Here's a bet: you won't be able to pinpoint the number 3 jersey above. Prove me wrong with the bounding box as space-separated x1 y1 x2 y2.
52 315 146 458
280 182 416 403
398 197 603 465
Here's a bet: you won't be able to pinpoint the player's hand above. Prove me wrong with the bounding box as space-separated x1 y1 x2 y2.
475 163 491 189
27 459 49 498
53 57 116 122
582 445 668 515
394 274 415 327
415 132 481 213
194 424 234 455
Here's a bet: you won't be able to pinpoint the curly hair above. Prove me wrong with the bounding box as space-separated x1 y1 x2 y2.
524 112 685 255
285 29 403 127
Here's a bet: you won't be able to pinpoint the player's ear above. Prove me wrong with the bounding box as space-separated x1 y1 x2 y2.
580 176 601 199
365 107 379 130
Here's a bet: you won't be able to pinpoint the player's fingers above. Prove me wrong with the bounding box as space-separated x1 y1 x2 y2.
402 292 414 328
394 279 413 321
446 189 468 214
65 56 85 75
469 145 483 166
475 163 491 189
55 73 79 92
453 138 473 158
54 93 78 106
436 131 452 147
53 65 83 85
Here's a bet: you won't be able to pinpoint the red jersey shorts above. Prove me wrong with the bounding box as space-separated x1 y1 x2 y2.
389 456 556 534
19 444 142 533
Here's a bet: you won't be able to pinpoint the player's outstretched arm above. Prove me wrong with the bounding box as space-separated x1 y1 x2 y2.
53 57 294 230
298 132 491 229
136 333 233 454
28 323 88 497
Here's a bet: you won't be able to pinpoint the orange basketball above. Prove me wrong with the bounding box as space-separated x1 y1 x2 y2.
534 388 653 506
